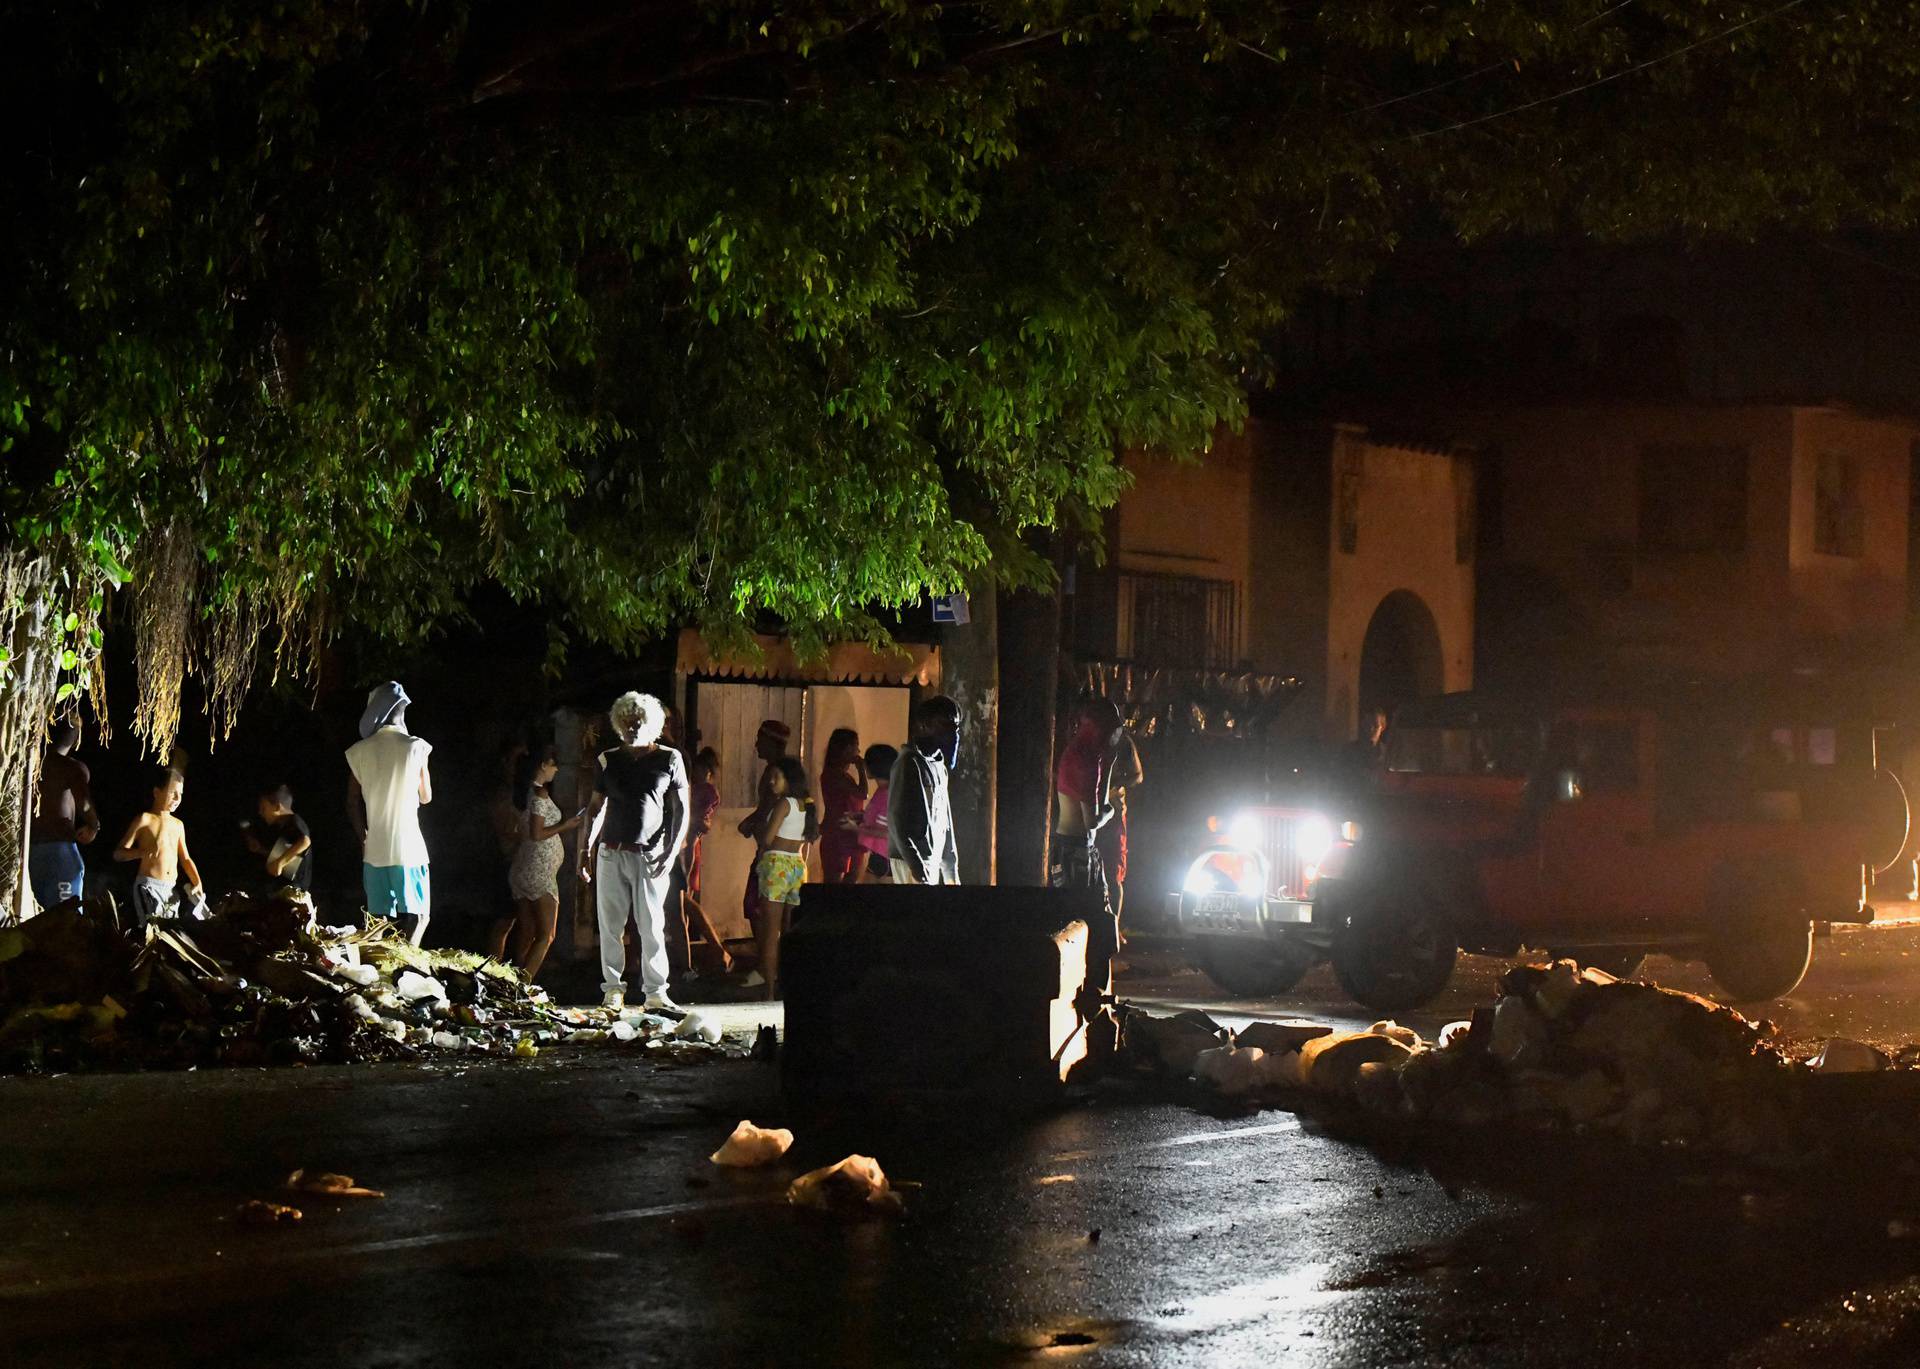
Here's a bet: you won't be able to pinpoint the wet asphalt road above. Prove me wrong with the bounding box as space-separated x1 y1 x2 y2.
10 926 1920 1367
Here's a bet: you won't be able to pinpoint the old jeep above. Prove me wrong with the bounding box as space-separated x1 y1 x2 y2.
1175 688 1907 1010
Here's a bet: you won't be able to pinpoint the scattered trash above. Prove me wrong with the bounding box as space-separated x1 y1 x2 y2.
710 1120 795 1167
0 890 754 1073
286 1169 385 1199
1139 955 1920 1161
786 1155 904 1215
237 1199 303 1226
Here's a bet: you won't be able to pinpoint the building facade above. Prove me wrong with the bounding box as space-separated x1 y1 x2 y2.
1459 403 1917 686
1076 418 1475 745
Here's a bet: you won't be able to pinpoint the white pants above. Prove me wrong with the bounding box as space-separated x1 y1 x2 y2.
891 859 953 886
596 847 671 998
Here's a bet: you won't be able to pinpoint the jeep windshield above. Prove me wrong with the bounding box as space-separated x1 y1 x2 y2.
1385 724 1542 778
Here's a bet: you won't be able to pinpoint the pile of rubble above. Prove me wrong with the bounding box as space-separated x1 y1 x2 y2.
1126 960 1912 1160
0 890 736 1072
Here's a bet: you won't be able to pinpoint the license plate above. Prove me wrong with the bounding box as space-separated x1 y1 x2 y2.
1194 893 1241 916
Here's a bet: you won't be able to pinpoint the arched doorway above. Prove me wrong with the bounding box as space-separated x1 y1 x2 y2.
1358 590 1444 723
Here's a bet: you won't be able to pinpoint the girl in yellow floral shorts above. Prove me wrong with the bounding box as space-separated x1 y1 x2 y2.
752 756 819 1000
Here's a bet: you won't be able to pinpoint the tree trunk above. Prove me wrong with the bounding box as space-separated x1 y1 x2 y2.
995 580 1061 885
940 577 998 885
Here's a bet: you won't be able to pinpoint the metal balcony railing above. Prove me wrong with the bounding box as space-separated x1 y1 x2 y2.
1115 572 1241 669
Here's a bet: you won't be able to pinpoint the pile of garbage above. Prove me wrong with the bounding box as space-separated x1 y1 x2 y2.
0 890 736 1072
1125 960 1890 1160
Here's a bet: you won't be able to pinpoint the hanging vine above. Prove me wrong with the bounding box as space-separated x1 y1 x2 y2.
0 537 112 921
129 521 199 760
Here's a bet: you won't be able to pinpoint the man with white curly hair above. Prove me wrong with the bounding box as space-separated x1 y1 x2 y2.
579 690 690 1013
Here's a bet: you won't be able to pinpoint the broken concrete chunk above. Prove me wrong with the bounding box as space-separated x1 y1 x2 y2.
711 1120 795 1167
1531 960 1585 1019
1353 1060 1409 1117
1367 1020 1424 1049
1234 1021 1332 1055
1811 1038 1888 1074
1125 1008 1229 1077
1298 1031 1414 1097
1489 996 1551 1069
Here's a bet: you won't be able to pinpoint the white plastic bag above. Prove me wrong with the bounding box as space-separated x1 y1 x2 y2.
674 1010 723 1044
396 971 448 1004
786 1155 901 1214
1192 1045 1269 1097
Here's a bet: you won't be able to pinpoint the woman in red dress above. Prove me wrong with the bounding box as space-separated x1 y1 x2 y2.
817 728 868 884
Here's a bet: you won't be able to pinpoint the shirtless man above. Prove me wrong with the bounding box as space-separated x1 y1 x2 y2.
113 766 203 925
1050 698 1123 915
29 720 98 909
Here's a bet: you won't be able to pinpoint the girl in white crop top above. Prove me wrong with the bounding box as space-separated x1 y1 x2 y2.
751 757 820 1002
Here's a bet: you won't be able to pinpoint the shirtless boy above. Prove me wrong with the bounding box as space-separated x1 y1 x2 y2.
114 766 203 925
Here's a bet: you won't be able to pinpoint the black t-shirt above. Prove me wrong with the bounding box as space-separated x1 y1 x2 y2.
595 746 685 855
261 814 313 890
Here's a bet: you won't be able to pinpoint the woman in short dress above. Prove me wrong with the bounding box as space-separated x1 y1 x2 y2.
752 756 819 1001
817 728 867 884
508 745 584 982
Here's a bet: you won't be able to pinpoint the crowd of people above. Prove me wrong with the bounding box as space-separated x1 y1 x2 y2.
26 681 1164 1009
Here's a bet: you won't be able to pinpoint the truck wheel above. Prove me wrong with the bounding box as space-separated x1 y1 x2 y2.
1329 882 1457 1012
1193 938 1318 998
1706 918 1812 1002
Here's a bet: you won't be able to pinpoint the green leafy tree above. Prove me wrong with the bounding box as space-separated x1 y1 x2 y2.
8 0 1920 911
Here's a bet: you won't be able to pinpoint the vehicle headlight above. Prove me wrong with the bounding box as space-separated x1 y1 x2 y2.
1226 811 1261 847
1296 815 1334 866
1183 849 1264 895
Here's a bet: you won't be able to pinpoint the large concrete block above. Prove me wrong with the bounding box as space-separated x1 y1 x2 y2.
781 884 1116 1104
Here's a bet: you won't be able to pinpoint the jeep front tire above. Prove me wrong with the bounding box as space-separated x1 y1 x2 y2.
1328 880 1458 1012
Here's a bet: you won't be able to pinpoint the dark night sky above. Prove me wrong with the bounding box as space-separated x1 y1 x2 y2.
1264 232 1920 416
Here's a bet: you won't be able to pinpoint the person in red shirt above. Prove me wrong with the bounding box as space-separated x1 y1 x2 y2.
817 728 867 884
1050 698 1122 917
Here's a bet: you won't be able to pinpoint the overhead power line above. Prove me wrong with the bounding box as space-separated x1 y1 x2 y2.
1352 0 1637 116
1394 0 1806 143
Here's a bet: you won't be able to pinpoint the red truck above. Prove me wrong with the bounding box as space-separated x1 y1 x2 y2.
1175 687 1908 1010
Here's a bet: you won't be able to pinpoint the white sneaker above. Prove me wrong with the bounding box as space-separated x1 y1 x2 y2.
601 990 625 1012
642 991 682 1014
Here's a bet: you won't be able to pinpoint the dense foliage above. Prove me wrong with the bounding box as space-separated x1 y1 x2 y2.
9 0 1920 772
